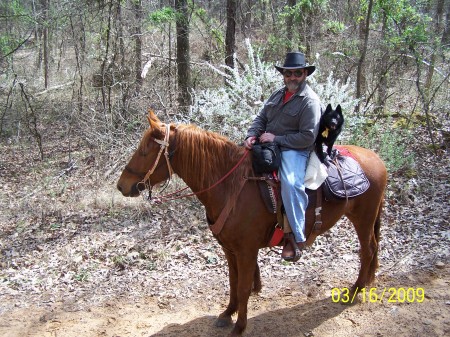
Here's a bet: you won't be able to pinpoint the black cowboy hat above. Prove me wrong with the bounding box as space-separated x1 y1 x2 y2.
274 52 316 76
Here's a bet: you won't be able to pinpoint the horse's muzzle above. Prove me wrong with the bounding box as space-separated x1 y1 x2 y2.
117 181 142 197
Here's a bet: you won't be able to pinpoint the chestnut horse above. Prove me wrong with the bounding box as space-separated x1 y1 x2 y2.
117 111 387 337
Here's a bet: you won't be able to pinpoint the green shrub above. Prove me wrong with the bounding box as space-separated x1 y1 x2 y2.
347 118 415 174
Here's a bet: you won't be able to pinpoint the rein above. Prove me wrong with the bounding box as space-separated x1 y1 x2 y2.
152 149 250 203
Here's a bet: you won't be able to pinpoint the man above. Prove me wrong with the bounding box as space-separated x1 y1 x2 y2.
244 52 321 261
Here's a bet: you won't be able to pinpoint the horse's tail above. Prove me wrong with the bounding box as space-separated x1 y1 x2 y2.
368 200 383 283
374 201 383 244
252 263 262 294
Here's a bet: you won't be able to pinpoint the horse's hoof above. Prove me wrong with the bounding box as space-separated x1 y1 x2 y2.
215 316 233 328
227 327 244 337
337 285 362 305
350 285 364 295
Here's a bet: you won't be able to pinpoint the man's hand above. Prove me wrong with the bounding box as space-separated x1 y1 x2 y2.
259 132 275 143
244 136 256 150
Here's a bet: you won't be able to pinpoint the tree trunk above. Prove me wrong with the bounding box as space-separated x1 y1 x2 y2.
133 0 143 93
442 0 450 45
356 0 374 113
256 0 266 28
175 0 191 113
376 10 389 115
240 0 253 36
42 0 50 89
100 0 114 115
286 0 296 51
225 0 237 70
426 0 445 90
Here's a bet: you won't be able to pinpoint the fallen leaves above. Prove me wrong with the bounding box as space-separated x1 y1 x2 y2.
0 131 449 316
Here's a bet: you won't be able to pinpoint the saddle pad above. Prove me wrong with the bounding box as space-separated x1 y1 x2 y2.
305 151 328 190
325 154 370 199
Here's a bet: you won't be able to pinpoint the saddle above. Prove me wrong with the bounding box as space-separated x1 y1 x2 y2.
323 147 370 200
254 177 324 247
250 147 370 247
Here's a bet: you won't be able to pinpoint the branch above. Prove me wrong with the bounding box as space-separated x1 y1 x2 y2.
398 53 450 81
0 30 34 61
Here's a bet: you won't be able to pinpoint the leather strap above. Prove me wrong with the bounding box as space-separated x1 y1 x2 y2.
142 124 173 187
314 186 323 232
209 177 247 235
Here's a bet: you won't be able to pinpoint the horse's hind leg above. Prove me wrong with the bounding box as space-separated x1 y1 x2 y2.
367 202 382 284
228 250 259 337
347 201 382 292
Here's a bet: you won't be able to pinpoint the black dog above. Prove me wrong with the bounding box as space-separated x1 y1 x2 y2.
315 104 344 163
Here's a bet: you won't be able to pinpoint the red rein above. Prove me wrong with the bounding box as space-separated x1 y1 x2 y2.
150 149 250 203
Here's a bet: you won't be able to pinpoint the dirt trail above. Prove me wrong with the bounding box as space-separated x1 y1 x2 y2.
1 267 448 337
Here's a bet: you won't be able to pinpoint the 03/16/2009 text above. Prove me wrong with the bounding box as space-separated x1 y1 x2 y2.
330 287 425 304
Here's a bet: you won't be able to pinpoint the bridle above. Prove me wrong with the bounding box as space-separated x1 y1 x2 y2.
135 122 249 203
138 123 174 193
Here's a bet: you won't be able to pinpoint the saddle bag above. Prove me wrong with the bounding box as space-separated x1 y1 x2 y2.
251 142 281 174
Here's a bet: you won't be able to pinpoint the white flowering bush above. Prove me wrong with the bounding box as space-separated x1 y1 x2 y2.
309 72 359 114
188 40 360 142
188 39 282 141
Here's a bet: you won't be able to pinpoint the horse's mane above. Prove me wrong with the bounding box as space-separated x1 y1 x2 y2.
174 124 252 191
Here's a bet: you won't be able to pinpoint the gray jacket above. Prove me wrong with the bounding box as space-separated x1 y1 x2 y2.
246 81 321 151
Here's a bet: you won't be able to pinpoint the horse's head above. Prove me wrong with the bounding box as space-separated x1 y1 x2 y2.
117 110 175 197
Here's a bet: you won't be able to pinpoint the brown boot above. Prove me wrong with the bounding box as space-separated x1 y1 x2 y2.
281 233 303 262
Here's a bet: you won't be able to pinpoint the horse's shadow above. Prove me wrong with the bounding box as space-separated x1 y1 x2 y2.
149 296 349 337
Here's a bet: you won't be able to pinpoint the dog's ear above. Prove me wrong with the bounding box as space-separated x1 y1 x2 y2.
336 104 342 115
325 104 332 114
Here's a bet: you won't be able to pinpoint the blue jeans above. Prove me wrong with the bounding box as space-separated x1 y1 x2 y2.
279 149 310 243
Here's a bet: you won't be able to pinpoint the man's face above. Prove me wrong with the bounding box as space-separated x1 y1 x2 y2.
283 69 306 92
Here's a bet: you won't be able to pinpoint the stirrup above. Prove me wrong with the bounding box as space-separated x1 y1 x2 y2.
281 233 302 262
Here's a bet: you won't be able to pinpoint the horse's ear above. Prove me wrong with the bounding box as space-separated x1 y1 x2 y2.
147 109 161 130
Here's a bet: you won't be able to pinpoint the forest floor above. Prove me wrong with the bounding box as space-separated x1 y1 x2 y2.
0 125 449 337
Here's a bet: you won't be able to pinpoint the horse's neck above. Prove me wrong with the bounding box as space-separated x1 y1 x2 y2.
171 130 239 211
172 150 227 193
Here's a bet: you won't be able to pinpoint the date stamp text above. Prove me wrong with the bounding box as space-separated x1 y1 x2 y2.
331 287 425 304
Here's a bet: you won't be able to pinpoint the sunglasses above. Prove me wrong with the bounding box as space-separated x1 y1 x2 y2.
283 70 304 78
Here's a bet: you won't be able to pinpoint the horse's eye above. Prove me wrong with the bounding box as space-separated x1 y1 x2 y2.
138 142 151 156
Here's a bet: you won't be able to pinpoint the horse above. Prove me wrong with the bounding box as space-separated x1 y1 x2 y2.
117 111 387 337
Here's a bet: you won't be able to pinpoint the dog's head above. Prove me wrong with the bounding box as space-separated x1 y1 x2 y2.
322 104 344 130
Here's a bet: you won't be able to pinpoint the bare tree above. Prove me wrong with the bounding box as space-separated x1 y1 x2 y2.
133 0 143 93
225 0 237 70
356 0 374 113
425 0 446 90
175 0 191 113
41 0 50 89
286 0 296 51
240 0 253 36
443 0 450 45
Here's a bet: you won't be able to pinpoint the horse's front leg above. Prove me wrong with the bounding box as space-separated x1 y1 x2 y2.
216 248 238 328
227 250 259 337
